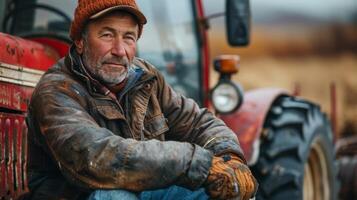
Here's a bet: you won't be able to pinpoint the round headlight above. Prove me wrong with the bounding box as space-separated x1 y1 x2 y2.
211 81 243 114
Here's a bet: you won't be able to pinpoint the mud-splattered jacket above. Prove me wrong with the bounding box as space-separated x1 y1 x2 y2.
26 47 244 199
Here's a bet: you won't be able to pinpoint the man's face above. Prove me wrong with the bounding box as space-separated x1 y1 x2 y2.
75 12 139 85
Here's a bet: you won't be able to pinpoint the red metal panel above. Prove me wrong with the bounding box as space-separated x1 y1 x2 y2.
220 88 288 164
0 118 5 197
30 37 70 59
0 113 27 199
5 118 14 198
14 119 20 196
21 121 28 193
0 81 34 112
0 33 57 71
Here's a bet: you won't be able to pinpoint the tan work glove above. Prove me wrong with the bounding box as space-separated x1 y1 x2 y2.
204 156 240 199
224 154 258 200
204 154 258 200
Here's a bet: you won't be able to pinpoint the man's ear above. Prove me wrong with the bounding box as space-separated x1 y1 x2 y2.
74 39 84 54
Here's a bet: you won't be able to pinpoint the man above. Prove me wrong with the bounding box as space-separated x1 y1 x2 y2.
26 0 258 199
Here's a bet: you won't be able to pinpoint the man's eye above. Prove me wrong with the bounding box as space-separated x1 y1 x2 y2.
125 35 136 41
101 33 113 38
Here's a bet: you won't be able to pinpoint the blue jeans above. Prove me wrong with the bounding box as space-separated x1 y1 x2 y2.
87 185 209 200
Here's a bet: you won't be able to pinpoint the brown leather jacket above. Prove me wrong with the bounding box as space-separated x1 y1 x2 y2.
26 47 244 199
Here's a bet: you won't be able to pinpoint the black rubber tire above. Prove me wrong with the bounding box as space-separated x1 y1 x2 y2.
252 96 339 200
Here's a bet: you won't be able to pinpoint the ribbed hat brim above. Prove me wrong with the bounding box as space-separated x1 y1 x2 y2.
90 5 147 24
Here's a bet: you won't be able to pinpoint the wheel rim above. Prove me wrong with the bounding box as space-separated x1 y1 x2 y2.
303 137 330 200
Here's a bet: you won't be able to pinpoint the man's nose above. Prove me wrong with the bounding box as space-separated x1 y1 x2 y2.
111 38 126 57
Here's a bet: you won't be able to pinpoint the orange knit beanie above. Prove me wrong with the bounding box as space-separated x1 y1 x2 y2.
70 0 147 41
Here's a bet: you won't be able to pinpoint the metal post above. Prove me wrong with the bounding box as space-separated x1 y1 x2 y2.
330 82 338 141
293 82 301 96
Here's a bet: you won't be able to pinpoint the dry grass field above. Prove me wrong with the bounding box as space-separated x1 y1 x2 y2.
208 24 357 137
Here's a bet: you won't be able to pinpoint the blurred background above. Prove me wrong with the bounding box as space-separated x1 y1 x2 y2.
204 0 357 138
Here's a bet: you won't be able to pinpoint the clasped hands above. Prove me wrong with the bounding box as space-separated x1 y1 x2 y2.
204 154 258 200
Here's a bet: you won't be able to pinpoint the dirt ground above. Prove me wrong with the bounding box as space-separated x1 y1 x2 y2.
210 53 357 137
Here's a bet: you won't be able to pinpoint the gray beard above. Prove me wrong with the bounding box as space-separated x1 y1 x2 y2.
81 54 131 86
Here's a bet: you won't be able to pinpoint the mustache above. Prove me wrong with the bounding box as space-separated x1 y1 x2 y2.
102 57 130 66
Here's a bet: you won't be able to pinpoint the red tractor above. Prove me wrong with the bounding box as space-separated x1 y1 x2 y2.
0 0 339 199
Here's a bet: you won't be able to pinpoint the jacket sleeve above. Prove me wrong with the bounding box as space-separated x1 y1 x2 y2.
29 73 212 192
147 61 245 160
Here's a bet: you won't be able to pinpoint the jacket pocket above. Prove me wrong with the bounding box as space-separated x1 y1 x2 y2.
144 114 169 139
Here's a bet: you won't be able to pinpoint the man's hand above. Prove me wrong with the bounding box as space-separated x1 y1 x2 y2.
204 156 239 199
224 154 258 200
204 155 258 200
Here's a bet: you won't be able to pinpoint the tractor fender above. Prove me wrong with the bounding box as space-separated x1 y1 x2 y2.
0 32 59 71
219 88 289 165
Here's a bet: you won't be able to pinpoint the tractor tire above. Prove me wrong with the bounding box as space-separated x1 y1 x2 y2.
252 96 338 200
